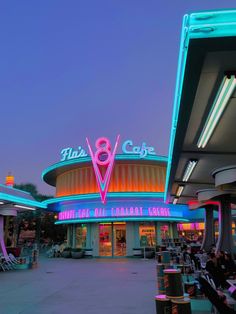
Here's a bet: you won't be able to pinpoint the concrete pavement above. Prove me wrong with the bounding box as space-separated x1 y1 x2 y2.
0 257 157 314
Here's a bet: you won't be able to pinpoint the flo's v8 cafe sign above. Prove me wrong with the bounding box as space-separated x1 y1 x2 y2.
60 136 157 204
60 138 157 162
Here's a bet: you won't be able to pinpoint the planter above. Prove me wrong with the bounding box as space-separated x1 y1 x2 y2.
14 263 30 270
142 248 155 259
71 251 84 259
61 251 71 258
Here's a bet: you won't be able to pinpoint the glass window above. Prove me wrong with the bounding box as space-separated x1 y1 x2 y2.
75 224 87 248
139 223 156 247
161 225 169 240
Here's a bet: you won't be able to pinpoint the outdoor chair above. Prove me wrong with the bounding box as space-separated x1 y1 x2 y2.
0 253 17 270
8 253 20 264
0 257 12 271
183 254 194 274
199 276 236 313
46 246 54 258
0 259 8 271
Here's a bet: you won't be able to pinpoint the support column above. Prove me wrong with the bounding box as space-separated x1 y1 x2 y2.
0 216 8 259
216 197 233 254
169 223 173 239
86 223 91 249
67 225 73 247
172 223 178 239
201 205 215 252
156 222 162 246
91 223 99 257
72 224 76 248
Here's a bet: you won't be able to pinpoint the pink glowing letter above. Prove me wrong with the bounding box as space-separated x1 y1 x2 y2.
86 135 120 204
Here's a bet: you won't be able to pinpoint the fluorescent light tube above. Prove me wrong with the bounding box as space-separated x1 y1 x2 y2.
176 185 184 197
182 160 198 182
14 204 35 210
197 75 236 148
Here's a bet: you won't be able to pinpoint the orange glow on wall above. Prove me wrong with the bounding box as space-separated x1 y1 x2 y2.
56 162 166 197
195 222 205 230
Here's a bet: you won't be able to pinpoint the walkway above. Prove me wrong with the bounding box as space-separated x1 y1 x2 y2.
0 257 156 314
0 256 212 313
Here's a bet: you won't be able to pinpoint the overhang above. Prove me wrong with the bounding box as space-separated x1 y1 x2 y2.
165 9 236 204
0 184 46 212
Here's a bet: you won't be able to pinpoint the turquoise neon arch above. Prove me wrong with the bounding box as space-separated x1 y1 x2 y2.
43 192 165 206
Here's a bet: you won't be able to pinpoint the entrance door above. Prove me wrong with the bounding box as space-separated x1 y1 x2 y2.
99 223 112 256
113 223 126 256
99 223 126 257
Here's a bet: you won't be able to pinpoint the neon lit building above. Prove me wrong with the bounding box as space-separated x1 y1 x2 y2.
42 138 191 257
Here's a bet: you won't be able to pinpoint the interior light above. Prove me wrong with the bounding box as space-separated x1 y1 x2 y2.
182 159 198 182
173 197 179 205
14 204 35 210
197 74 236 148
0 201 4 205
176 185 184 197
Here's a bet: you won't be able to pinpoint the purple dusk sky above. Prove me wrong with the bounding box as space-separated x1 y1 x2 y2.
1 1 236 195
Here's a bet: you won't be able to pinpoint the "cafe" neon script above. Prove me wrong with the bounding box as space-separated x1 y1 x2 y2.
122 140 156 158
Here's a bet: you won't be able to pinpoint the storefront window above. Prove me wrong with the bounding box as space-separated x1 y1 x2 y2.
75 224 87 248
139 223 156 247
161 225 169 240
177 223 204 242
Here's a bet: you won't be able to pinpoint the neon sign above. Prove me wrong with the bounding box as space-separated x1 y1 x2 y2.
60 139 157 161
122 140 156 158
58 206 171 221
86 136 120 204
61 147 88 161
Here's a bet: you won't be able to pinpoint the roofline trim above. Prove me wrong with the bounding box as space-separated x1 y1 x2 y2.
0 192 46 209
43 192 165 205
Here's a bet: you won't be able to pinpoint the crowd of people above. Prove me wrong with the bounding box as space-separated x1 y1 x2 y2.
171 244 236 289
205 250 236 288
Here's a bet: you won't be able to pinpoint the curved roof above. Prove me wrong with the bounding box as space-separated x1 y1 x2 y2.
42 154 168 187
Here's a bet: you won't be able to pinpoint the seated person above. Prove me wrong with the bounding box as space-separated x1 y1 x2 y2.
224 253 236 278
217 251 227 272
206 253 226 288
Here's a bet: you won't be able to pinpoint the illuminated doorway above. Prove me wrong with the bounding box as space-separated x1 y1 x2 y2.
113 223 126 256
99 222 126 257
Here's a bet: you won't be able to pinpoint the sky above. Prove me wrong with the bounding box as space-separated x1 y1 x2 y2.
1 1 236 195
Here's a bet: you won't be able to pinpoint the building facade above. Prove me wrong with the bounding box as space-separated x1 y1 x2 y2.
42 137 189 257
